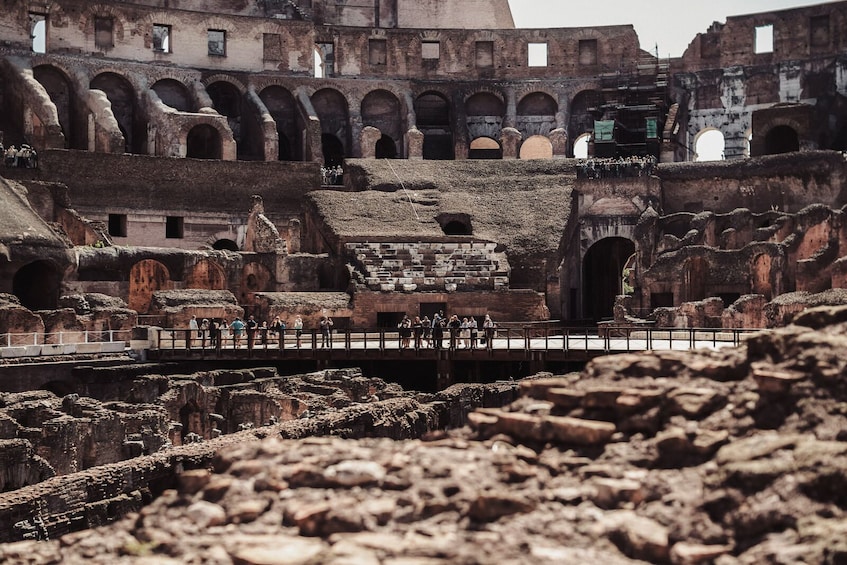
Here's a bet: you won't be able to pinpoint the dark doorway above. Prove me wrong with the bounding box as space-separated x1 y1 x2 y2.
583 237 636 321
764 125 799 154
377 312 405 329
212 239 239 251
13 261 60 310
91 72 144 153
415 91 454 160
278 133 291 161
321 134 345 167
375 134 397 158
419 302 447 320
186 124 221 159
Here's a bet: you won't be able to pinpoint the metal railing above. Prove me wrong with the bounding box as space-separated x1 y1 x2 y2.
154 326 762 356
2 329 131 348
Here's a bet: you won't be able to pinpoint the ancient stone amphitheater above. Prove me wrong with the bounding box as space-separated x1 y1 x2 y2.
1 0 847 562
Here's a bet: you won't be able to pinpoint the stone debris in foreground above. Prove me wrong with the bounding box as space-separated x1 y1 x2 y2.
2 305 847 564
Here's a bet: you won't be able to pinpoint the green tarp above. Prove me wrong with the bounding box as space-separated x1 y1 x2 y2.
594 120 615 142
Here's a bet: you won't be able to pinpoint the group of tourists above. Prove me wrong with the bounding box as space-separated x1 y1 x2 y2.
320 165 343 185
397 311 497 350
2 143 38 169
576 155 656 180
187 314 306 349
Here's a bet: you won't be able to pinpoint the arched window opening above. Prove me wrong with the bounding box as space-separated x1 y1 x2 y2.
207 81 244 156
186 124 222 159
520 135 553 159
321 134 344 167
13 261 60 310
260 85 300 161
375 134 397 159
30 14 46 53
468 137 502 159
765 125 799 155
694 129 725 162
91 72 142 153
212 239 239 251
151 79 193 112
582 237 636 322
34 65 85 149
361 90 402 152
573 133 591 159
415 92 453 160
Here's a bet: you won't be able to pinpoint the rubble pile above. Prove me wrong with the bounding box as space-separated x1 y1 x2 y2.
2 306 847 563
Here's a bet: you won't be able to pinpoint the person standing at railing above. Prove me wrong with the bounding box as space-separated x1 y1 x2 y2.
483 314 496 349
469 316 478 349
293 316 303 348
245 315 257 350
188 315 199 349
319 316 333 348
270 316 285 347
231 317 245 348
448 315 461 350
432 317 444 349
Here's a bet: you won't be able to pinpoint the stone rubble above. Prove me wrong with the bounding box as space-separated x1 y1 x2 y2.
1 305 847 564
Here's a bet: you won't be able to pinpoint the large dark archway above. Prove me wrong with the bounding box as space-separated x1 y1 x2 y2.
322 134 345 167
517 91 558 140
362 89 402 154
91 72 144 153
13 261 61 311
312 88 350 161
151 79 193 112
34 65 86 149
207 81 248 158
415 91 454 160
187 124 221 159
765 125 799 155
583 237 635 321
259 85 300 161
568 90 603 149
375 134 397 158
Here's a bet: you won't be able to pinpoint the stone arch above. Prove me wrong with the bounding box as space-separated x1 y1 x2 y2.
13 261 61 311
259 85 300 161
519 135 553 159
436 213 473 236
33 64 86 149
212 239 239 251
568 89 603 147
186 124 222 159
151 78 193 112
361 89 403 156
129 259 171 313
516 91 557 139
80 5 127 43
764 124 799 155
375 134 398 159
415 90 454 160
312 88 351 162
468 137 502 159
185 259 227 290
573 132 591 158
465 92 505 144
206 80 248 158
91 71 144 153
693 127 726 161
582 237 636 321
240 262 274 304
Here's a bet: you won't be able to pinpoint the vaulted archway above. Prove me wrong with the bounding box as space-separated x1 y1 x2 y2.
415 91 453 160
260 85 300 161
91 72 144 153
13 261 61 311
583 237 635 321
151 79 193 112
186 124 222 159
34 65 86 149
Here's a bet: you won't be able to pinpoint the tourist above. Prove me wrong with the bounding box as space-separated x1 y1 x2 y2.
483 314 495 349
398 315 412 349
469 316 478 349
188 315 199 349
432 317 444 349
200 318 209 348
245 315 257 349
421 315 432 348
5 145 17 168
220 319 230 347
259 320 268 345
460 317 471 349
270 315 285 346
209 319 219 347
320 315 333 348
294 315 303 348
448 315 461 349
230 317 245 347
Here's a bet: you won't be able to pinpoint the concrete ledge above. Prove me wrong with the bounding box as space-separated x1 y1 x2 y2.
101 342 126 353
0 347 28 358
75 343 103 354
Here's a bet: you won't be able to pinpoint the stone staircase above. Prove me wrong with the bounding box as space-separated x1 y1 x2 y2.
346 241 510 292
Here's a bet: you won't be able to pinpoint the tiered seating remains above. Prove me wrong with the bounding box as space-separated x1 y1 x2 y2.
346 242 510 291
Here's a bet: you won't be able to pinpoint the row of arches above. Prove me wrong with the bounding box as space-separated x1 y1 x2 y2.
29 62 612 162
